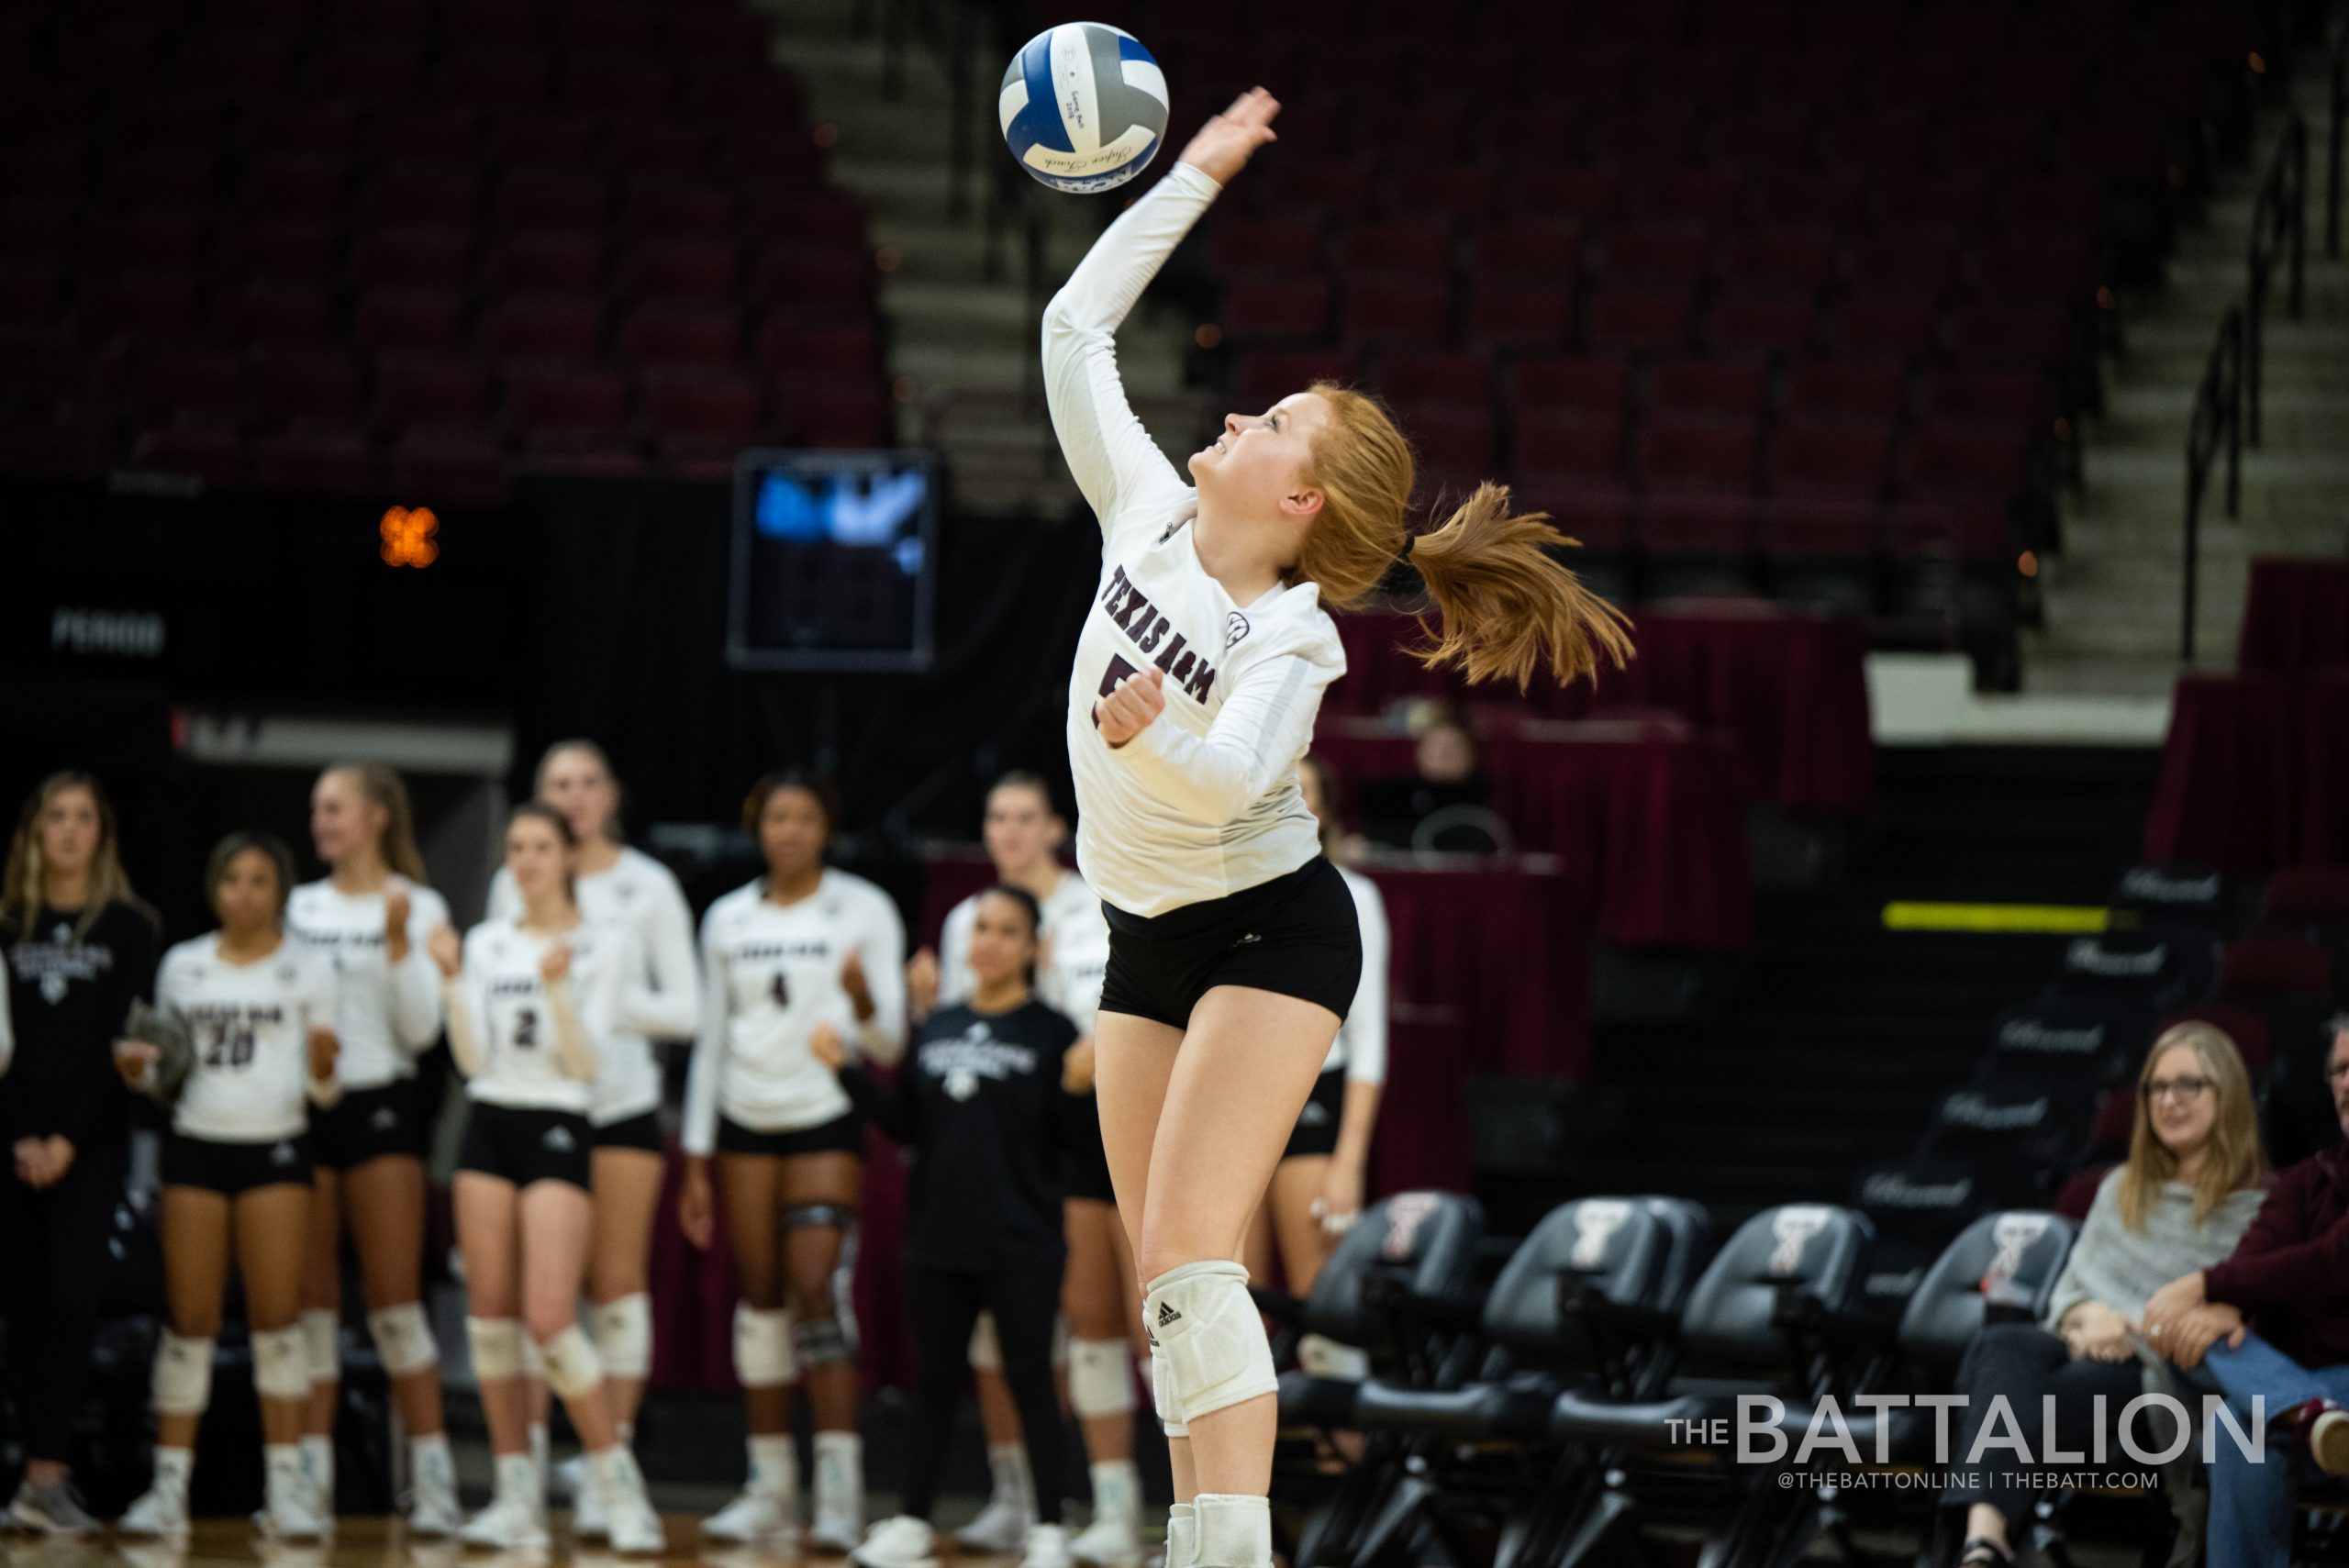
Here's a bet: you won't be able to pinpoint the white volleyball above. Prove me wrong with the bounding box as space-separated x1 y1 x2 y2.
999 22 1170 194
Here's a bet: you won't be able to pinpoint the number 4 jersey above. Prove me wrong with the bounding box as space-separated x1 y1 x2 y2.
156 933 340 1142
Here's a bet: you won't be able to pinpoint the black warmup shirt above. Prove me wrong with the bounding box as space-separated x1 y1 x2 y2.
840 997 1081 1272
2 902 160 1151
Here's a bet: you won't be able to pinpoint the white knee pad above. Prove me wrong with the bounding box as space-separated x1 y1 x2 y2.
968 1313 1002 1371
467 1316 526 1381
733 1305 796 1389
251 1325 311 1401
152 1333 215 1416
366 1302 439 1377
518 1331 544 1380
594 1293 653 1381
300 1308 340 1385
1069 1337 1136 1419
538 1324 604 1399
1143 1262 1276 1425
1151 1345 1186 1439
1297 1333 1371 1381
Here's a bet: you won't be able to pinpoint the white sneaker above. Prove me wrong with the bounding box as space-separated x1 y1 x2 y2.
955 1495 1035 1554
10 1478 99 1535
810 1449 863 1554
553 1455 588 1500
261 1467 331 1542
593 1452 663 1557
570 1473 608 1542
1069 1511 1143 1568
850 1515 938 1568
703 1488 795 1545
117 1485 190 1539
1020 1522 1074 1568
409 1464 462 1538
459 1494 550 1551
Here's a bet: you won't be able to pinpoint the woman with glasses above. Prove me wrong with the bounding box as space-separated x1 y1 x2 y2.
1938 1021 2269 1568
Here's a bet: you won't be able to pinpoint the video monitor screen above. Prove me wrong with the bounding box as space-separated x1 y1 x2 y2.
728 450 938 673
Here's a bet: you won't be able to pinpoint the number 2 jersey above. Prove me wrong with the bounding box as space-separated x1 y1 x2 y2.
684 869 908 1154
1044 161 1348 918
450 917 633 1117
155 933 340 1142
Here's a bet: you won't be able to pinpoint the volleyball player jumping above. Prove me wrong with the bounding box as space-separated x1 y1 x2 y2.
1044 90 1631 1568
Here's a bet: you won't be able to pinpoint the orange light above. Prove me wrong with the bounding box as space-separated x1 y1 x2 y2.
2054 417 2074 442
874 244 903 272
2248 51 2266 73
1194 322 1224 349
2095 285 2116 310
380 506 439 568
2018 550 2038 579
812 122 841 148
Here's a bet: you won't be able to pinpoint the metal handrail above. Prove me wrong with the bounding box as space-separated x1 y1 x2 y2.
2181 309 2244 662
2244 112 2307 446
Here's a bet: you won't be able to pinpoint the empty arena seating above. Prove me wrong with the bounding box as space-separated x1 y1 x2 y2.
1150 0 2262 657
0 0 885 495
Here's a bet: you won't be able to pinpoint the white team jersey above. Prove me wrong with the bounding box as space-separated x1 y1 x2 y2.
938 870 1110 1036
684 869 908 1153
489 847 699 1124
157 933 339 1142
1321 867 1389 1087
451 917 632 1115
1044 161 1346 917
285 878 449 1091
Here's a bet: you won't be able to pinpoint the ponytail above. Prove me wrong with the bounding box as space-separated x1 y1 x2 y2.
331 762 429 882
1297 383 1632 691
1409 484 1634 691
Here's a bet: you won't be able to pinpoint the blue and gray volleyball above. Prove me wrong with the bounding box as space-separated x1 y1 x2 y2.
998 23 1170 194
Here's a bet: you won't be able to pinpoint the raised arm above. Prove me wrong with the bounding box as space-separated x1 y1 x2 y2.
1043 91 1279 536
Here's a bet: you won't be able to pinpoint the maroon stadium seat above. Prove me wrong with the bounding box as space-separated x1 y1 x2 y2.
497 172 612 234
255 353 367 428
625 182 737 243
1708 291 1816 357
224 283 336 349
1465 283 1574 351
609 119 713 179
623 240 739 306
1785 363 1907 428
489 234 606 295
1604 222 1713 284
1586 287 1696 354
136 418 248 486
88 273 202 339
136 346 246 422
375 106 480 163
1899 428 2029 504
1380 352 1488 406
754 322 884 380
255 425 375 495
490 113 601 169
352 228 473 293
1219 278 1332 346
1825 296 1941 361
354 291 464 355
749 249 874 320
566 56 677 117
1949 301 2073 367
439 49 551 111
1470 221 1582 282
1723 227 1837 291
375 358 495 431
312 39 427 100
1342 279 1451 349
391 425 507 503
640 368 762 473
1515 358 1628 420
1770 425 1892 501
1343 222 1453 279
506 366 630 450
621 302 740 368
222 219 338 284
242 155 349 227
1638 418 1759 495
484 297 605 363
1921 369 2048 430
1649 360 1766 425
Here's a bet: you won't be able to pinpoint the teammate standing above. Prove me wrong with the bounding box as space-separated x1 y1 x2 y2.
907 773 1142 1566
490 740 700 1535
285 762 458 1532
1044 92 1630 1568
429 803 663 1552
681 771 907 1550
834 885 1080 1568
0 773 161 1534
1245 758 1387 1319
116 833 340 1540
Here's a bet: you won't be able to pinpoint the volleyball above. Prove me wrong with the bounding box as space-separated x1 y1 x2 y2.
998 22 1171 194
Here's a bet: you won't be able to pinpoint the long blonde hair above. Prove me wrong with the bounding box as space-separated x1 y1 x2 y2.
1297 382 1635 690
3 771 157 943
2114 1020 2265 1231
328 762 428 883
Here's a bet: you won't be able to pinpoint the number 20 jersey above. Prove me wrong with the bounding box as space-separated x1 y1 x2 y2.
156 933 339 1142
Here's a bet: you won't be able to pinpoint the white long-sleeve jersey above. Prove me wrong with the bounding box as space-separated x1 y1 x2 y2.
285 879 449 1091
489 847 699 1124
1045 161 1347 918
937 870 1110 1036
684 869 908 1154
157 934 339 1142
449 917 632 1116
1321 867 1389 1087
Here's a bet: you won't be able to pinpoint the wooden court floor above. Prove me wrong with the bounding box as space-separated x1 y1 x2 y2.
0 1518 1026 1568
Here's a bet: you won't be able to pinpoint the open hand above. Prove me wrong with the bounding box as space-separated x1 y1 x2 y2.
906 948 941 1021
808 1020 846 1072
1096 665 1166 747
1177 87 1280 186
425 924 462 979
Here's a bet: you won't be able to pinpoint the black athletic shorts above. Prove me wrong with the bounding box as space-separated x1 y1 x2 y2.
1063 1091 1117 1205
1282 1068 1347 1161
594 1109 664 1153
1099 857 1363 1032
717 1108 865 1160
310 1080 427 1171
161 1131 314 1196
457 1103 593 1192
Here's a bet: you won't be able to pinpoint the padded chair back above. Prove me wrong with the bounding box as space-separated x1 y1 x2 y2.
1675 1204 1871 1373
1898 1210 2077 1373
2111 863 2233 938
1301 1191 1484 1359
1481 1195 1713 1363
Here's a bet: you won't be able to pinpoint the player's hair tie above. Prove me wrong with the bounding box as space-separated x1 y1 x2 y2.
1398 534 1417 561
